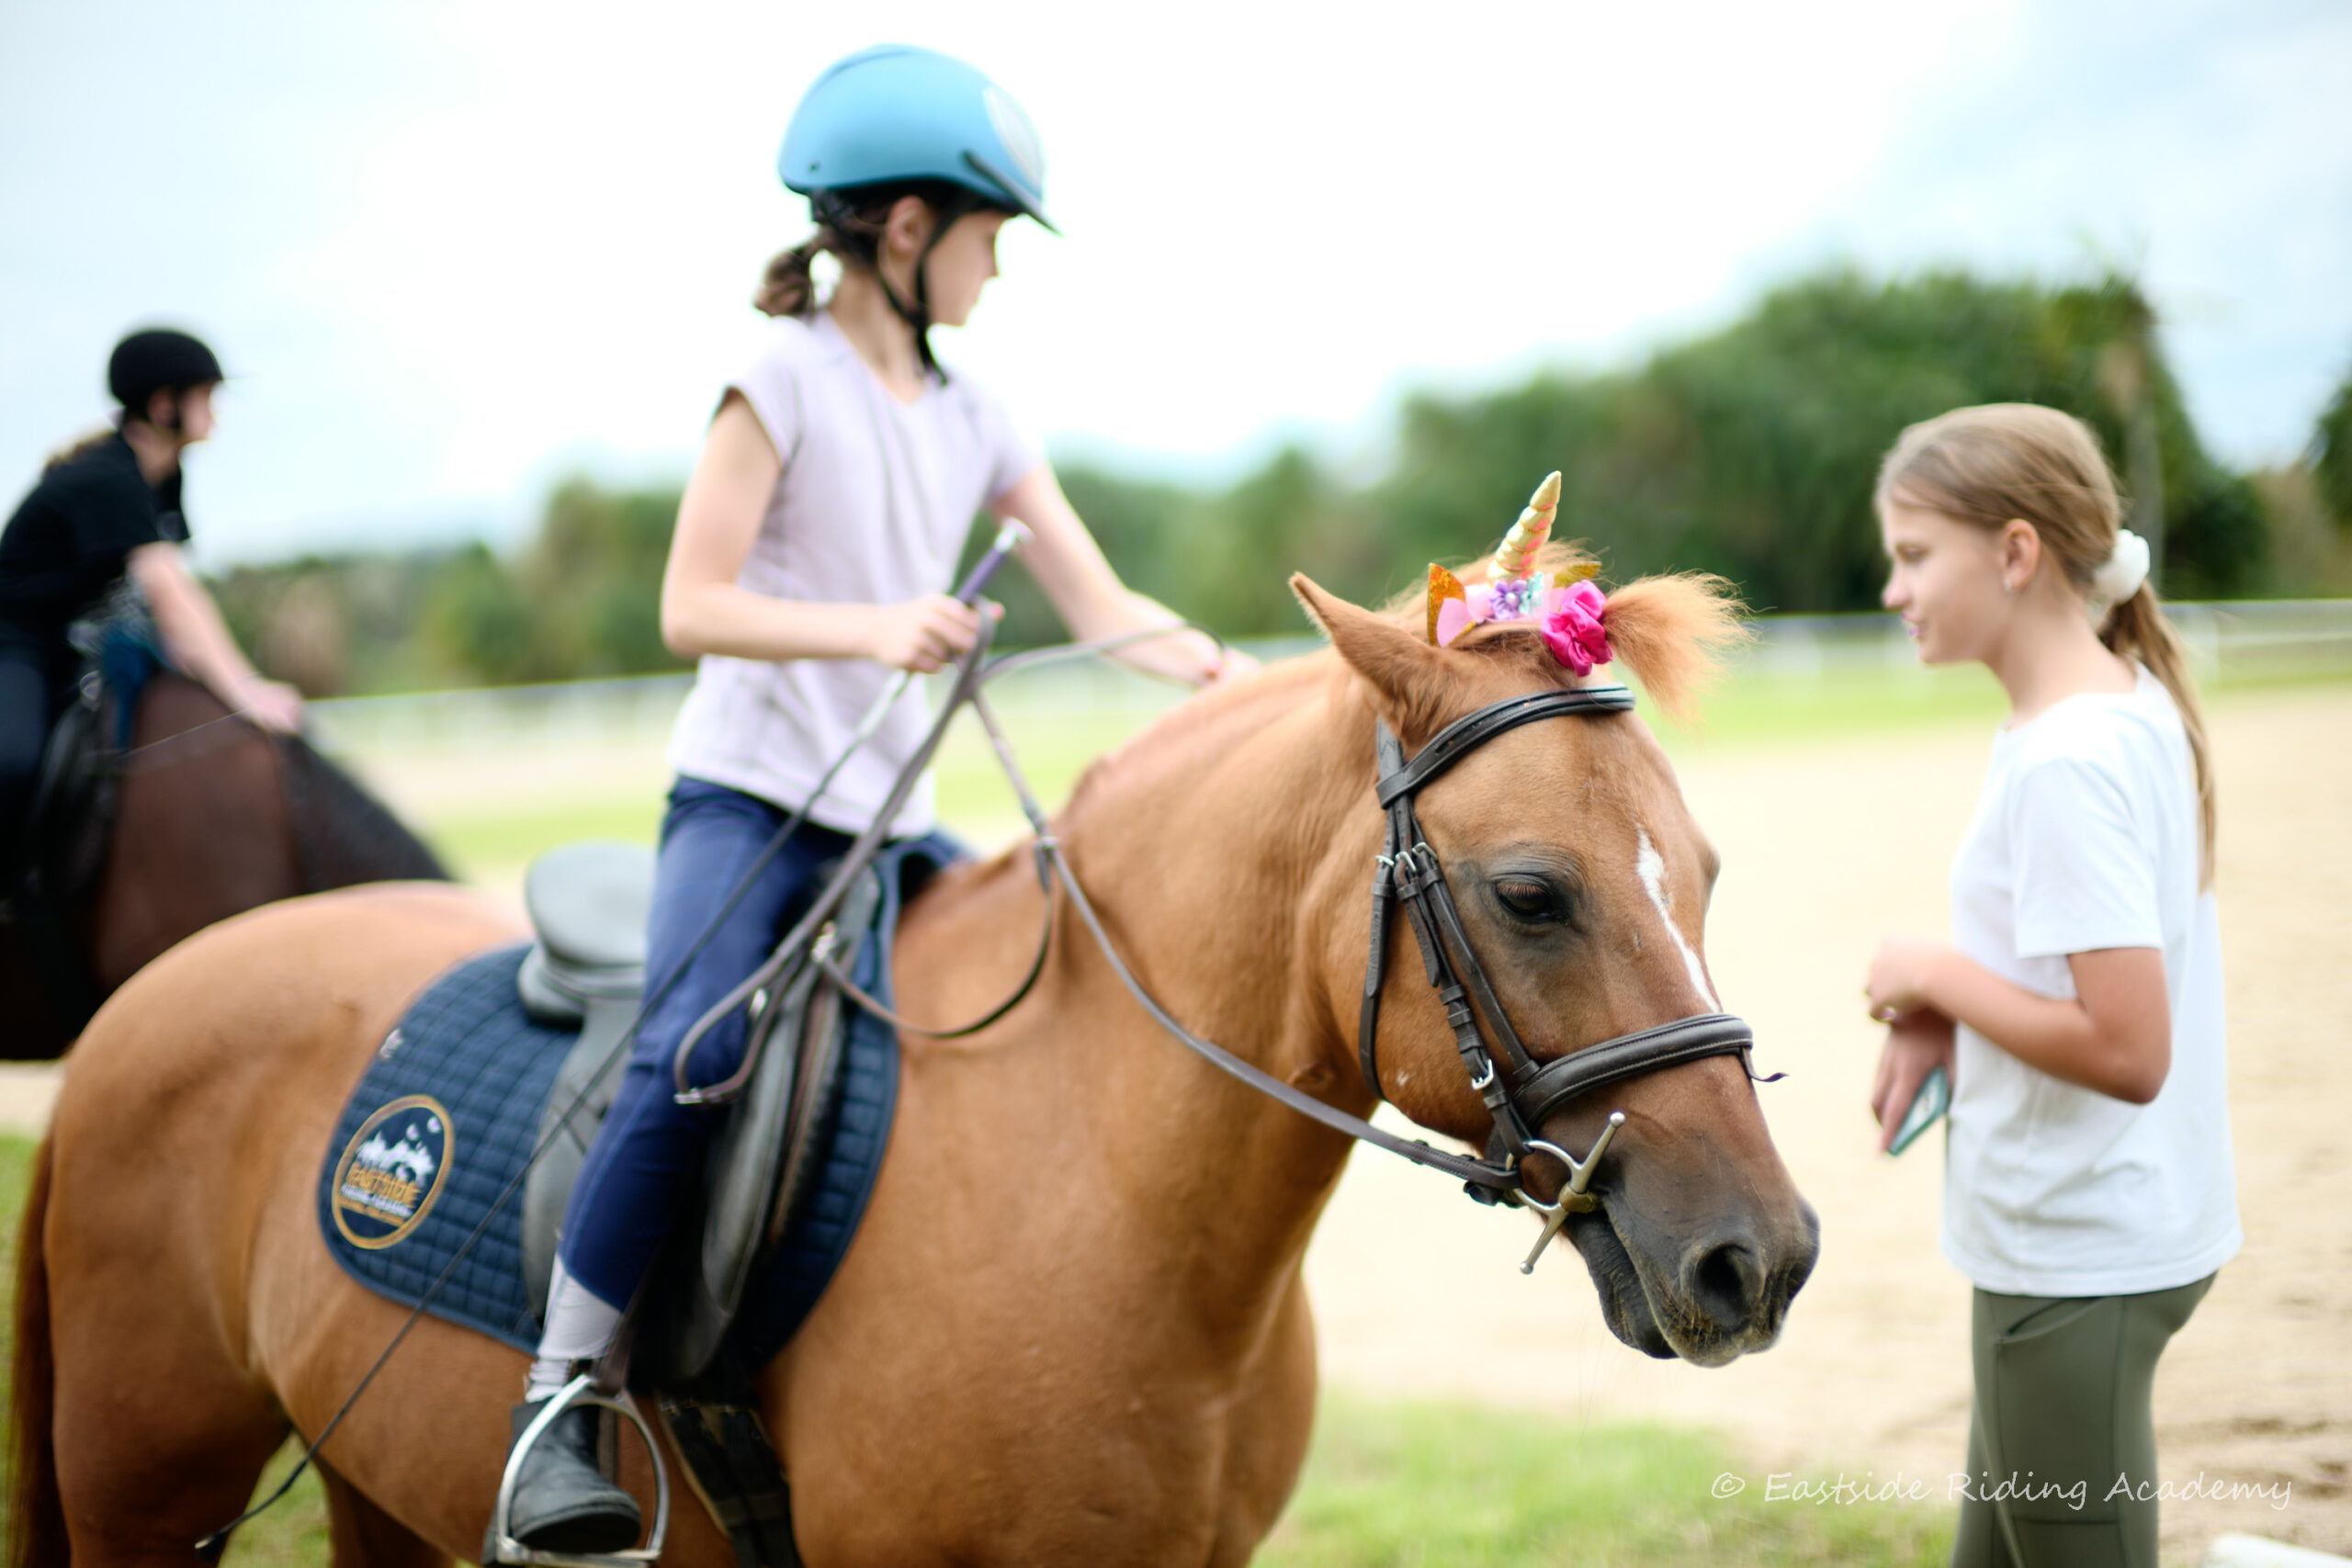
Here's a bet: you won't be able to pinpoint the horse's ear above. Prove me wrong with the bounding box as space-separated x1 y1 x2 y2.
1291 573 1453 742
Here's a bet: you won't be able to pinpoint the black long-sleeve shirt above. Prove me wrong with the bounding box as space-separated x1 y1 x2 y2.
0 434 187 670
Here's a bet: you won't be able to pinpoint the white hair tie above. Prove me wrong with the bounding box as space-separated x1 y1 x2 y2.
2086 527 2151 624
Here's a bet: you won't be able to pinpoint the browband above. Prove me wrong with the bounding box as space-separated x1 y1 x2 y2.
1374 685 1635 808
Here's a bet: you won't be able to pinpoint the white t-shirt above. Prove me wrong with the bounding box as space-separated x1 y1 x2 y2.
1940 666 2241 1297
667 311 1041 838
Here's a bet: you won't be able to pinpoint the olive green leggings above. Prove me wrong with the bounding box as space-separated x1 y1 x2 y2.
1953 1274 2214 1568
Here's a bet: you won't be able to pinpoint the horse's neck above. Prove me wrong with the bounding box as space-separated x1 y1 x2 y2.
1057 654 1371 981
1028 659 1381 1287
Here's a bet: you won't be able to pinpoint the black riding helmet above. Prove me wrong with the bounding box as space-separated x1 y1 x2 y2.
107 329 225 421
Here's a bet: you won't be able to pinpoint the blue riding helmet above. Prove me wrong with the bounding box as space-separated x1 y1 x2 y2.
779 44 1055 232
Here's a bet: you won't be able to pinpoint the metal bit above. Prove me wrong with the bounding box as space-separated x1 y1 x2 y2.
1520 1111 1625 1275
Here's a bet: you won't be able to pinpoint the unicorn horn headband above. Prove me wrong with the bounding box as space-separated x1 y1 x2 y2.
1492 469 1561 578
1425 469 1613 675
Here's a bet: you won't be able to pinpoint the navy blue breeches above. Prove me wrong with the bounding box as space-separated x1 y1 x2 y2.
555 777 861 1309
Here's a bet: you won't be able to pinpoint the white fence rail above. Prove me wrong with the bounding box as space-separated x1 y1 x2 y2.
307 601 2352 756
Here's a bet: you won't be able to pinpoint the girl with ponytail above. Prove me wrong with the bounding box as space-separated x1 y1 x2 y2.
1863 403 2239 1567
492 46 1245 1551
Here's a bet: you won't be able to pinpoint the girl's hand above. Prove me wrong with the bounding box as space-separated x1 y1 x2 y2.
1130 633 1259 688
1865 935 1949 1021
232 674 305 734
868 594 987 674
1869 1009 1956 1154
1209 646 1262 684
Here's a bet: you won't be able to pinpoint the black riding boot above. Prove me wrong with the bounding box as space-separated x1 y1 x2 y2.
503 1397 643 1552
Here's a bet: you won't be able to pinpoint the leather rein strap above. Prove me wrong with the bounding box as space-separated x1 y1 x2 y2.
1356 685 1765 1190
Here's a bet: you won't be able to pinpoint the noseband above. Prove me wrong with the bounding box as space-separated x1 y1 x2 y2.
1357 685 1766 1266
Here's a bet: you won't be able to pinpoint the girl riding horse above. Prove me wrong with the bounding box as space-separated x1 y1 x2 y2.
0 329 302 880
505 45 1240 1549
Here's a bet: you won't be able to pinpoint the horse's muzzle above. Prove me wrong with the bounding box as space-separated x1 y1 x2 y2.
1572 1194 1819 1366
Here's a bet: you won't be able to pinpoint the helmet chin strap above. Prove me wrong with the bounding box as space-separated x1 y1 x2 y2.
821 187 980 383
901 192 982 380
872 265 936 378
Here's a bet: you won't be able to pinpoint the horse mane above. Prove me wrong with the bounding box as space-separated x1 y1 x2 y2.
278 738 451 886
1378 542 1748 723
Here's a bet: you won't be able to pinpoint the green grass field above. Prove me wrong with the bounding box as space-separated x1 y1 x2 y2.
0 1130 1951 1563
1261 1396 1953 1566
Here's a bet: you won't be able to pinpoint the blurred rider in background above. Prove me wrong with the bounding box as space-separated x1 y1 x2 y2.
0 328 303 875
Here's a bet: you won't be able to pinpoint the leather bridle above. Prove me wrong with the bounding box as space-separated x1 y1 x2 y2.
1354 685 1770 1247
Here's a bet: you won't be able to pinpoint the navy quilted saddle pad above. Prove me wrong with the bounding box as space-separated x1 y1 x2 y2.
317 839 948 1364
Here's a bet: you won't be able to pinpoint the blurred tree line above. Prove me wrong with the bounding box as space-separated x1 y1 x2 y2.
212 479 686 695
215 267 2352 694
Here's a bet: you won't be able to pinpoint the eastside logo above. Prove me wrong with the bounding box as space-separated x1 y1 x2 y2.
331 1095 454 1250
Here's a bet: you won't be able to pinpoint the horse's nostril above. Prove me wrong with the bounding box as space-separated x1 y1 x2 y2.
1687 1240 1761 1333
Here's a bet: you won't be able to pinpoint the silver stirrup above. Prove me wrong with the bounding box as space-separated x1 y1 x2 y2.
1516 1111 1626 1275
484 1374 672 1568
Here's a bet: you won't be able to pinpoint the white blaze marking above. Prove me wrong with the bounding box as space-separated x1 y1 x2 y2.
1635 826 1719 1009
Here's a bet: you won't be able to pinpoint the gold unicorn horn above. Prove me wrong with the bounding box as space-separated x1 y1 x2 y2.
1492 470 1562 579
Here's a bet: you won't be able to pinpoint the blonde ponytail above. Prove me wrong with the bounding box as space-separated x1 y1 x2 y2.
2101 584 2217 884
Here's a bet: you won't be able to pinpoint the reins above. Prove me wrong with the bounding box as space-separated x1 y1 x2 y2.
840 672 1776 1207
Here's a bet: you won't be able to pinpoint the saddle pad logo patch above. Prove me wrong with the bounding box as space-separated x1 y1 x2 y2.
332 1095 454 1250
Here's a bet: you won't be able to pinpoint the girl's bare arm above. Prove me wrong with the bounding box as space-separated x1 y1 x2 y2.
1868 938 2170 1103
126 542 303 731
990 462 1244 687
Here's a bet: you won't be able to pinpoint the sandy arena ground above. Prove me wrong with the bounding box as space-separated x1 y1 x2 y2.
5 685 2343 1562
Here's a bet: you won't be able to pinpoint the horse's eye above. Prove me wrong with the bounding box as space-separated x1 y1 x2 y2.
1493 878 1566 923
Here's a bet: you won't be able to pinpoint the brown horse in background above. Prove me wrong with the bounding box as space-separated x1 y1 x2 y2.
0 669 447 1056
10 567 1817 1565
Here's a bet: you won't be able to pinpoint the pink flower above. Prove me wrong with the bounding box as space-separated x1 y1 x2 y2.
1540 581 1612 675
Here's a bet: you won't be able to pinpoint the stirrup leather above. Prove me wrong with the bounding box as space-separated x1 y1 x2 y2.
484 1375 672 1568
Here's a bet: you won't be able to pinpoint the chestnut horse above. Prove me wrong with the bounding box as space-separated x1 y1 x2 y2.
0 670 447 1055
10 570 1817 1565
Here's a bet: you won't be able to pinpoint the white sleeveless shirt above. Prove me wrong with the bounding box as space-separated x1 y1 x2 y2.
666 312 1040 837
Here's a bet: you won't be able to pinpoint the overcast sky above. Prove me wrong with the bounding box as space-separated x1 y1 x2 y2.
3 0 2346 564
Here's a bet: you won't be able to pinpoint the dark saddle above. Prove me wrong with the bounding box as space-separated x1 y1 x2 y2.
514 839 902 1391
321 835 949 1565
21 592 164 894
1 602 164 1042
